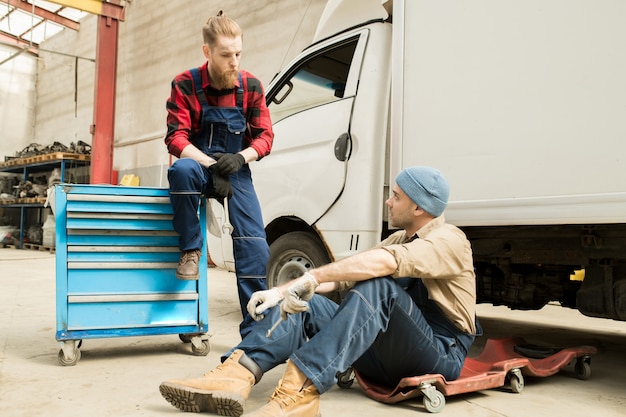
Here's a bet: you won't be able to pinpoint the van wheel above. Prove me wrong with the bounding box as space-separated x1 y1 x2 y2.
267 231 331 288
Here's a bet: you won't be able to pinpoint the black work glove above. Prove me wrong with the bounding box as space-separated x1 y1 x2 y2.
210 167 233 199
213 153 246 176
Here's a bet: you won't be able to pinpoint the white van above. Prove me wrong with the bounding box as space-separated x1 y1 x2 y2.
209 0 626 322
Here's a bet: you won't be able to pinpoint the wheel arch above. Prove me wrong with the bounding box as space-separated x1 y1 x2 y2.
264 216 335 286
265 215 331 259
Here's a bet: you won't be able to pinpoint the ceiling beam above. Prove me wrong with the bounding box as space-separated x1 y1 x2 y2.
44 0 126 21
44 0 102 16
4 0 80 31
0 30 38 52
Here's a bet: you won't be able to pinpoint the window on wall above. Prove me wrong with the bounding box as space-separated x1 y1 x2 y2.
268 38 359 123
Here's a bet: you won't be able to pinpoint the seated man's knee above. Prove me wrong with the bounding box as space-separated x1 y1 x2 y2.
351 277 398 297
169 158 200 177
353 277 395 290
168 159 203 189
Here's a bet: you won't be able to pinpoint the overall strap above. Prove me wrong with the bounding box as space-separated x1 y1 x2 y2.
235 72 244 111
190 67 210 111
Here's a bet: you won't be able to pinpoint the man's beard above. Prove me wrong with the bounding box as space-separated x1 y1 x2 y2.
213 69 238 90
388 211 410 231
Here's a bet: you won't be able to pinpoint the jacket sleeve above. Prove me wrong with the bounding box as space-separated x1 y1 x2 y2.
244 74 274 158
164 73 196 158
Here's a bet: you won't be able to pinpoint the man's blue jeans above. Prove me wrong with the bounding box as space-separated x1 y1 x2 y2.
226 277 475 393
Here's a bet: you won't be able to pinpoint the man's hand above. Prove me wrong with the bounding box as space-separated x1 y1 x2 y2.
279 272 319 320
213 153 246 176
247 288 284 321
287 272 319 301
210 168 233 199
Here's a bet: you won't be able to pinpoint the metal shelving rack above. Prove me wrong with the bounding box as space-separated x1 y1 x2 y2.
0 153 90 247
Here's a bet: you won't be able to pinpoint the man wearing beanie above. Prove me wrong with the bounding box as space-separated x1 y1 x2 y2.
160 166 479 417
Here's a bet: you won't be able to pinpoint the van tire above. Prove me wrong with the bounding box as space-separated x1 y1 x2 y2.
267 231 331 289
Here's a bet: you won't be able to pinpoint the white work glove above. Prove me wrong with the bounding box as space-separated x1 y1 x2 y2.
279 272 320 320
247 287 284 321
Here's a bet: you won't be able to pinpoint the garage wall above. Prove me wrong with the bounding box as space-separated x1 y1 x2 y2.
0 44 37 161
20 0 326 186
35 16 97 152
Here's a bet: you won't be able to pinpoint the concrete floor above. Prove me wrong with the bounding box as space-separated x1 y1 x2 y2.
1 247 625 417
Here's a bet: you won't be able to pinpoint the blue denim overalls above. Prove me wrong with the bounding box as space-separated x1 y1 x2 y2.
168 67 269 338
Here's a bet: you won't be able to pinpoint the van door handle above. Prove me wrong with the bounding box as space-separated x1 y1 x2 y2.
334 132 352 161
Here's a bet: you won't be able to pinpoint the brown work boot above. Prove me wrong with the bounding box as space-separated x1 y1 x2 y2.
176 249 201 280
243 360 320 417
159 349 260 416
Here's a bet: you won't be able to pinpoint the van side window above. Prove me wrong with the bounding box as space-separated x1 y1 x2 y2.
268 39 359 123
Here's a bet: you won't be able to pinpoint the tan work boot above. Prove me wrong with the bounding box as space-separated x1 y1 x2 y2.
243 360 320 417
176 249 201 280
159 349 259 416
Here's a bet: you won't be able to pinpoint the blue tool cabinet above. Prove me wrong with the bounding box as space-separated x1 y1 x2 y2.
54 184 210 366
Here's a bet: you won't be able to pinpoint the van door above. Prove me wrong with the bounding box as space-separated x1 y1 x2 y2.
253 32 368 226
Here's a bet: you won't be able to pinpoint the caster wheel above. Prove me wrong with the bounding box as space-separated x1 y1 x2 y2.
336 368 354 389
509 372 524 393
191 340 210 356
58 347 81 366
179 334 192 343
423 389 445 413
575 358 591 380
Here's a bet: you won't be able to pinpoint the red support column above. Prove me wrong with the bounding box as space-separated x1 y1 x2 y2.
89 15 119 184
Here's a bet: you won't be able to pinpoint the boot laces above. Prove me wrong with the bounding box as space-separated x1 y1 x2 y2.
181 249 200 264
203 359 229 377
270 384 306 407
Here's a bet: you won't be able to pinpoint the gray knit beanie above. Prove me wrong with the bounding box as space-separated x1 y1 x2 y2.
395 166 449 217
